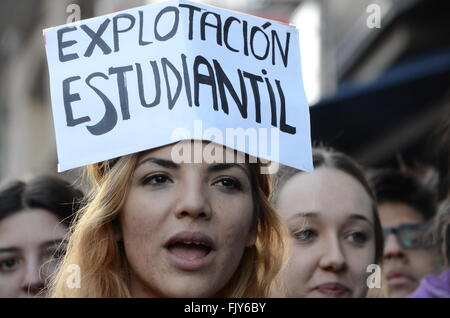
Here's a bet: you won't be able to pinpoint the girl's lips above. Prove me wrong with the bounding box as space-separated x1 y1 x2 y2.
165 247 215 271
164 231 216 271
386 272 414 286
314 282 351 297
164 231 216 250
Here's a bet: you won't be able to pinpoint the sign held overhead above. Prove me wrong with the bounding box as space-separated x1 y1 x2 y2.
44 0 312 172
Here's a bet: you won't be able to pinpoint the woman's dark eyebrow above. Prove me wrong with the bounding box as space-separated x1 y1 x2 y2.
136 159 249 178
208 163 250 178
137 157 180 169
0 247 19 253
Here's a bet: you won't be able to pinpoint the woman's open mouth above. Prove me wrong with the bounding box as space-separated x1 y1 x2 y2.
164 231 215 271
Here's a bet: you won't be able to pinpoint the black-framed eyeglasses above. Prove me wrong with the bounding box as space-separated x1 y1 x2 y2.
382 223 434 249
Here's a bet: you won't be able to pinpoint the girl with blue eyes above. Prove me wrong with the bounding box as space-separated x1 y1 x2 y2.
271 147 384 298
50 140 286 297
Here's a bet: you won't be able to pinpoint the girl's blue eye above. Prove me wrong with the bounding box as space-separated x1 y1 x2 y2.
347 232 368 245
294 228 317 242
213 177 242 191
0 258 20 273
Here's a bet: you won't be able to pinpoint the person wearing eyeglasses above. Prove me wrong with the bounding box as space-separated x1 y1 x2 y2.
369 170 444 298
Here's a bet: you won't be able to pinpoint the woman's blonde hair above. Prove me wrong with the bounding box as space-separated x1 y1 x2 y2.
49 151 287 297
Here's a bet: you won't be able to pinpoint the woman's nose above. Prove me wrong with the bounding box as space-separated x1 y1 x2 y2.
174 177 212 220
318 236 347 273
383 233 405 260
21 258 44 297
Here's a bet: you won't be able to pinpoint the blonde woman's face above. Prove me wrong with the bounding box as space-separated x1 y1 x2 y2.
276 168 376 298
120 141 256 297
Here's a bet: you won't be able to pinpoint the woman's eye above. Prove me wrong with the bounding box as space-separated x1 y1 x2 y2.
347 232 368 245
48 248 66 261
0 258 20 273
213 177 242 191
141 174 171 186
293 228 317 242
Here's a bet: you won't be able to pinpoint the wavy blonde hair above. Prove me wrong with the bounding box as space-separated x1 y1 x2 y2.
49 151 287 297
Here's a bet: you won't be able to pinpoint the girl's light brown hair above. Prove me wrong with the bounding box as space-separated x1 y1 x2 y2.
49 149 287 297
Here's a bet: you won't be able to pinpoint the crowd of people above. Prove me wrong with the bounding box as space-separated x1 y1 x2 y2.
1 0 449 299
0 136 449 298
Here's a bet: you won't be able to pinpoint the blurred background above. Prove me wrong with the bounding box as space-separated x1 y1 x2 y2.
0 0 449 185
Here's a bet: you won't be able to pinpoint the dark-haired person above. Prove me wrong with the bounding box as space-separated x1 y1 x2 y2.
0 175 83 297
369 170 443 297
271 147 384 298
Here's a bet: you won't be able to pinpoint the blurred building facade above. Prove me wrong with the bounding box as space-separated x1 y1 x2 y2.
0 0 448 182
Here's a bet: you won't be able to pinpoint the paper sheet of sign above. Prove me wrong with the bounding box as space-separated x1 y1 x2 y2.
43 0 313 172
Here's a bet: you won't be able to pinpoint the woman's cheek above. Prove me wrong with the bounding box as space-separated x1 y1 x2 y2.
351 242 376 268
0 273 21 297
282 243 314 297
212 193 254 227
122 190 170 234
345 245 375 291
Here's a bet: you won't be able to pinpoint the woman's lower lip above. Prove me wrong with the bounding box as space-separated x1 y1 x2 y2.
314 286 350 297
164 248 214 271
387 275 412 286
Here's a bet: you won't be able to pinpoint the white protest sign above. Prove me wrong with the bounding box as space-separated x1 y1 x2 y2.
43 0 312 172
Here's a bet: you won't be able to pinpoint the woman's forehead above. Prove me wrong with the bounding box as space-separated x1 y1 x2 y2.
0 209 67 248
278 168 374 222
138 141 249 165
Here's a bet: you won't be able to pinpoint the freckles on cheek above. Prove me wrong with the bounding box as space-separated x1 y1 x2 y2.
218 214 253 251
213 196 253 238
221 222 242 244
122 210 153 247
122 190 167 236
122 213 161 274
